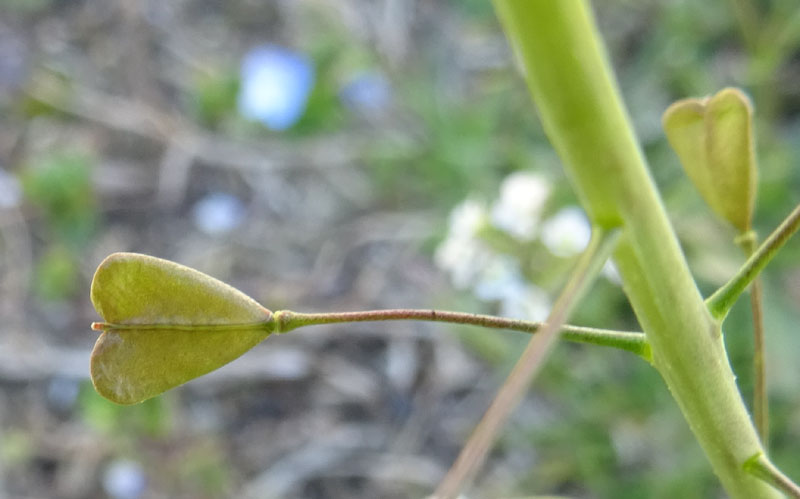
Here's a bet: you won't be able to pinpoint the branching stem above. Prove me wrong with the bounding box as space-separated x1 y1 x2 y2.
707 203 800 319
744 452 800 498
276 308 649 360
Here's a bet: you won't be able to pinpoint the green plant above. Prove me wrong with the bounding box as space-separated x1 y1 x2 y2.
88 1 800 497
89 251 645 406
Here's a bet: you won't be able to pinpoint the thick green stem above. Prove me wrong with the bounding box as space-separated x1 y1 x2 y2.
493 1 778 496
276 309 649 360
434 227 620 499
708 203 800 319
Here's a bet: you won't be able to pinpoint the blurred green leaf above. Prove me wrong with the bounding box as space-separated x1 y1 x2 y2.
21 151 96 247
189 70 240 129
79 382 171 436
90 253 273 405
34 244 78 301
0 0 53 14
288 50 345 135
177 440 231 496
0 429 34 466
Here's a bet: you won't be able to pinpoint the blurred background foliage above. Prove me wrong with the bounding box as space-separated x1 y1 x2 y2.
0 0 799 497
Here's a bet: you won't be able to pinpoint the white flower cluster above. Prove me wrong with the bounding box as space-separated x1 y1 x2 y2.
436 171 619 319
490 171 550 239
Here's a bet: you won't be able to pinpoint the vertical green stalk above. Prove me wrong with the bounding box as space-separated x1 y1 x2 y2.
493 1 778 497
434 228 619 499
728 0 760 51
738 232 768 447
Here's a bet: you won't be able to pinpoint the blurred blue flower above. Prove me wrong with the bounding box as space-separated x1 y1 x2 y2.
0 168 21 208
192 192 246 236
47 377 80 412
0 28 28 100
238 45 314 131
339 71 392 114
103 459 146 499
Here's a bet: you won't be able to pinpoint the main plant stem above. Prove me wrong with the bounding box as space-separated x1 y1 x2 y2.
493 1 778 497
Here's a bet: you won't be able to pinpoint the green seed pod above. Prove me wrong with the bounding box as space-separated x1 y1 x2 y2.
90 253 273 405
663 87 757 233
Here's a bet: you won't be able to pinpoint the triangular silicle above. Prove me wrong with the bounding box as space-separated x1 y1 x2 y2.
90 252 274 405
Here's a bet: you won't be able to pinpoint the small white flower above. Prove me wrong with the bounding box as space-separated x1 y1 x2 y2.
467 254 551 321
541 206 591 258
602 260 622 285
490 171 551 239
448 198 486 239
435 199 491 289
434 236 492 290
499 280 551 321
472 255 522 301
